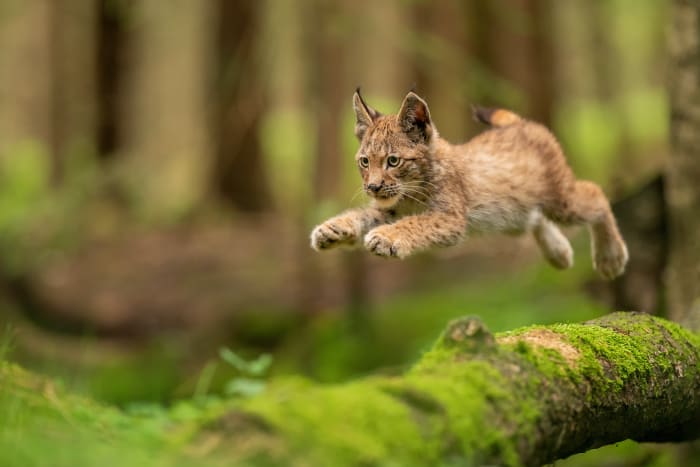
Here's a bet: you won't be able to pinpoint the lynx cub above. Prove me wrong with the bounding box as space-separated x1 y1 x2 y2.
310 89 628 280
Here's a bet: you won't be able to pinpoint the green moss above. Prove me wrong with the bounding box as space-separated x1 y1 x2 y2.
404 360 531 466
238 347 541 467
241 377 435 466
0 362 243 467
558 440 677 467
498 312 700 394
504 338 572 382
3 312 698 467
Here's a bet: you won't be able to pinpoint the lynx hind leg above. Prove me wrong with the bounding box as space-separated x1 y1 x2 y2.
589 221 629 281
553 180 629 280
532 215 574 270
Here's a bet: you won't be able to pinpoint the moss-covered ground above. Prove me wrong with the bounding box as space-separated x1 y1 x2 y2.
0 361 248 467
3 254 699 466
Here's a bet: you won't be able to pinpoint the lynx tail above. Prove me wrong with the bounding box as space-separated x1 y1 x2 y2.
472 106 522 127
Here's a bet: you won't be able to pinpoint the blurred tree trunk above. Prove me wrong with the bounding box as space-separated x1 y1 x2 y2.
310 1 371 323
311 1 346 204
468 0 554 124
344 0 412 322
607 176 667 314
667 0 700 331
550 0 600 107
48 0 98 185
0 1 52 156
353 0 410 97
118 1 213 220
96 0 128 160
258 0 322 314
602 2 668 193
413 0 469 142
212 1 271 213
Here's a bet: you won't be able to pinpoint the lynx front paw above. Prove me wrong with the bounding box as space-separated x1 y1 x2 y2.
364 227 410 259
310 219 358 251
593 238 629 280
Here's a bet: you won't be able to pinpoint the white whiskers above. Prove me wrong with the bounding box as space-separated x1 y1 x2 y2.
349 187 366 203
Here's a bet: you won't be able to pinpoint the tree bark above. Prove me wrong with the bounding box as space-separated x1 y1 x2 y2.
474 0 555 125
667 0 700 331
219 312 700 466
212 0 272 212
48 0 98 186
118 0 213 219
96 0 127 160
0 0 52 156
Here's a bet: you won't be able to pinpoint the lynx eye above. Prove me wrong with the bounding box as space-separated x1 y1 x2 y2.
387 155 401 167
359 156 370 168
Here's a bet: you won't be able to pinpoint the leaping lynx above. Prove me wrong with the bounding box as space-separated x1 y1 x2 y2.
310 89 628 280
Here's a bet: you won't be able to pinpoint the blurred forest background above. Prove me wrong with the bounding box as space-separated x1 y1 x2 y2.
1 0 689 463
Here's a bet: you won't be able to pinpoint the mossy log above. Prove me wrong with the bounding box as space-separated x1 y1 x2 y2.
224 312 700 466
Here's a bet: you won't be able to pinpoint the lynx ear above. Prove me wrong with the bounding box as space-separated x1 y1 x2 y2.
353 88 381 140
398 91 433 143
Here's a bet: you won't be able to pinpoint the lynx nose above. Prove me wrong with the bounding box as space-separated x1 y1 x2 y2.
367 182 383 193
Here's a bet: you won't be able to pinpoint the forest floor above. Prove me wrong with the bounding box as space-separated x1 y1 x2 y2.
1 219 691 465
0 317 683 467
2 242 692 465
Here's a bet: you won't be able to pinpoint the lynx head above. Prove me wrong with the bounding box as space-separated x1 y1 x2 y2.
353 88 437 209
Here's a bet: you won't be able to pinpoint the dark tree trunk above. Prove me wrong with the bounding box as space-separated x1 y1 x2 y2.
96 0 128 159
587 176 668 315
49 0 99 185
468 0 555 125
667 0 700 331
310 0 346 203
212 0 272 213
411 0 469 141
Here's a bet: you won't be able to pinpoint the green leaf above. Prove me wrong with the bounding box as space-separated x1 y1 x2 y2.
218 347 250 373
224 378 266 397
247 354 273 377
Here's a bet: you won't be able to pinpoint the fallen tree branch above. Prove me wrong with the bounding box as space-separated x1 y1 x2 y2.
220 312 700 466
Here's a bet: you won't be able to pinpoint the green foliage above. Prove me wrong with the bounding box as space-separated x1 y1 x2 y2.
620 88 668 146
554 100 622 183
86 351 182 404
0 142 102 276
0 356 257 466
0 143 51 274
220 347 272 376
0 363 168 467
0 143 50 220
219 347 272 397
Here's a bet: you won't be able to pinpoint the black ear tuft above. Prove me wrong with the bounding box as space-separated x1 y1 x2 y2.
353 88 381 140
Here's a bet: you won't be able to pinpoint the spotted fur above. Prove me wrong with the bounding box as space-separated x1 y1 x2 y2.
310 90 628 280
